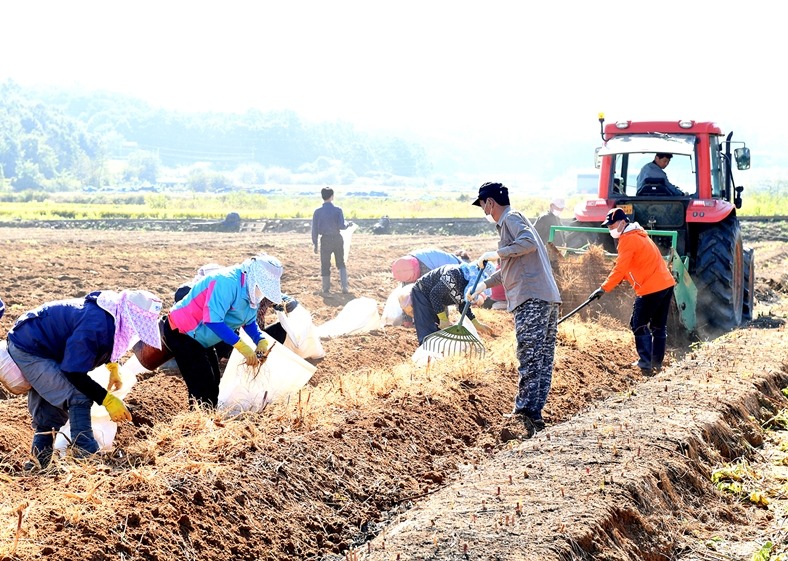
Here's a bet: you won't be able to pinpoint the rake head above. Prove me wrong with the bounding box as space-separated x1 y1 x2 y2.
421 325 486 359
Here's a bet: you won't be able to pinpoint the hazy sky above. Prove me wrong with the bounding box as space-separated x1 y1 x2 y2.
2 1 784 175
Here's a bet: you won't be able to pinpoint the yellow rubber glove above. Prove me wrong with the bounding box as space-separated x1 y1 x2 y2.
106 362 122 392
233 340 260 367
102 393 132 423
437 311 451 329
472 317 494 336
256 338 270 357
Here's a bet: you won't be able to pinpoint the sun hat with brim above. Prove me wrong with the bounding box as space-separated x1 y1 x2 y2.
601 207 629 227
243 254 283 308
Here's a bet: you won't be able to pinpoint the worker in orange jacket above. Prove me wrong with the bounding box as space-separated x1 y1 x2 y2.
588 207 676 373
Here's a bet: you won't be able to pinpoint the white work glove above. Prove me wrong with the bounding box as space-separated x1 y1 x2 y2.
477 251 499 268
466 282 487 302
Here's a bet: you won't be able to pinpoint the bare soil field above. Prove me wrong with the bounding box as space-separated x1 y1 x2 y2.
1 226 787 561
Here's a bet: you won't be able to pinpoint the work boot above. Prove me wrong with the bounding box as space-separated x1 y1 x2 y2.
321 276 331 294
68 398 100 458
651 334 667 372
26 430 55 471
500 412 537 442
634 334 653 371
339 268 349 294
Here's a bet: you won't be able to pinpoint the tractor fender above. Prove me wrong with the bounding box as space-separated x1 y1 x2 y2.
573 199 611 223
685 199 735 224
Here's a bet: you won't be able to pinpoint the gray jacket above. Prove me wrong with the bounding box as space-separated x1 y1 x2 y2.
484 207 561 310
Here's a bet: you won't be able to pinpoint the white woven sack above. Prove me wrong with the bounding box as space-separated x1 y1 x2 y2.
0 340 31 395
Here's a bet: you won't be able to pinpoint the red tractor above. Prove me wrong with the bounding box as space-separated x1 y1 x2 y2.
565 116 753 336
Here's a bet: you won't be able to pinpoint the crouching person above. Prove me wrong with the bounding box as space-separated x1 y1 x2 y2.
411 262 495 345
7 290 163 469
161 254 283 409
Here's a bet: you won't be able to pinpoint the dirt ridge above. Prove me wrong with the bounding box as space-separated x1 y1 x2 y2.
360 326 788 560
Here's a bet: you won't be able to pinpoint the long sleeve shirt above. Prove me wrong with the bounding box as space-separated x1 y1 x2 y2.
7 293 114 404
311 202 347 246
168 266 263 348
601 224 676 296
533 211 565 246
484 207 562 310
410 248 461 270
413 265 475 320
636 161 684 195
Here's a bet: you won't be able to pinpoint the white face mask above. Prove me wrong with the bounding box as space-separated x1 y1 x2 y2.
483 200 497 223
609 222 626 238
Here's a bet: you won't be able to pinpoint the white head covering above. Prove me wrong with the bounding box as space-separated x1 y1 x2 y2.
242 254 283 309
96 290 163 361
550 197 566 210
191 263 224 285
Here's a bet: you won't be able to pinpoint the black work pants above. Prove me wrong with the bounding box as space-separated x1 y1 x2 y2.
319 233 345 276
160 316 221 409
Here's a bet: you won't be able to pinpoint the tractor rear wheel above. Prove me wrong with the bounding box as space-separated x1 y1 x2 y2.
742 247 755 322
694 214 744 335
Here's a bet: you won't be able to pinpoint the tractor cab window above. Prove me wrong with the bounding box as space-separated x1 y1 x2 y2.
601 134 699 197
610 152 697 197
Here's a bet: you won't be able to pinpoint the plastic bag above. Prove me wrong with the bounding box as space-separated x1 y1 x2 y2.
341 223 358 263
316 297 381 339
276 305 326 359
382 290 405 327
218 331 316 414
0 340 31 395
381 284 413 326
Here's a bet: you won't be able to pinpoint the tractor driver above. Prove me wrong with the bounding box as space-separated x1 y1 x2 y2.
636 153 686 196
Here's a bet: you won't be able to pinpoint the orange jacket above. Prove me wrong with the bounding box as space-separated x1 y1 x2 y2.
601 226 675 296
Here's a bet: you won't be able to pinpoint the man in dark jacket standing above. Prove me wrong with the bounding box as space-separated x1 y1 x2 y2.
533 197 566 246
311 187 351 294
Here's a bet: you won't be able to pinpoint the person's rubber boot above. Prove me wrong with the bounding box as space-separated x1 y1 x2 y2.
634 334 653 372
26 430 55 471
339 268 349 294
321 276 331 294
68 398 100 459
651 334 667 373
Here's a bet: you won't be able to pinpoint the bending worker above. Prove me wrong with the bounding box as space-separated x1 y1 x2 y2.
411 262 494 345
588 207 676 373
6 290 163 469
161 254 283 408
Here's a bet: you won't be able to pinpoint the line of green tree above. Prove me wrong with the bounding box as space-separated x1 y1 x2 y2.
0 80 431 192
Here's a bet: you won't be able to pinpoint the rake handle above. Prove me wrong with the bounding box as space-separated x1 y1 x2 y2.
557 296 595 325
459 260 488 325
